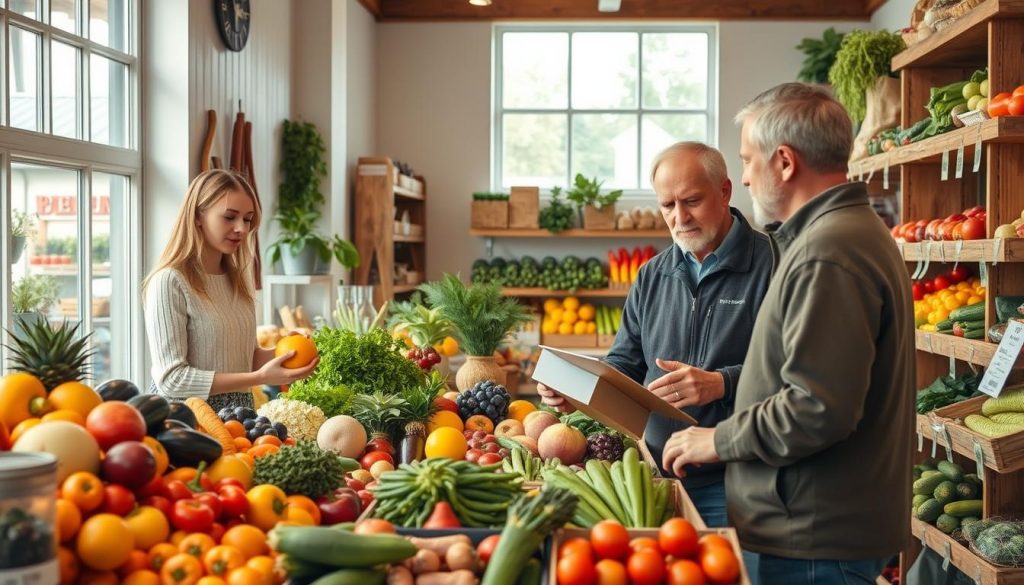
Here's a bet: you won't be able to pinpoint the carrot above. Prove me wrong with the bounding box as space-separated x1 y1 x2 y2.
185 398 236 455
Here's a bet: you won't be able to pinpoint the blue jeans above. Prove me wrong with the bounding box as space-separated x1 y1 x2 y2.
758 554 888 585
687 483 760 585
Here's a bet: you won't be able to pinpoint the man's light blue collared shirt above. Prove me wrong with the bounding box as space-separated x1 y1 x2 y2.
681 215 742 289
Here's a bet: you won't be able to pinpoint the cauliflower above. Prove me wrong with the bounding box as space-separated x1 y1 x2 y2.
257 399 326 441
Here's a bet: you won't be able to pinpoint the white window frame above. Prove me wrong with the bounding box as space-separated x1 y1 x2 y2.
493 23 718 196
0 0 142 383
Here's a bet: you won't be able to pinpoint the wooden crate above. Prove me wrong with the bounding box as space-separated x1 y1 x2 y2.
597 334 616 348
542 333 597 348
510 186 540 229
911 518 1024 585
551 525 749 585
472 200 509 229
582 204 616 230
929 395 1024 473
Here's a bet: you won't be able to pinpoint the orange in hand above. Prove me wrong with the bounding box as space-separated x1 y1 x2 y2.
274 335 317 369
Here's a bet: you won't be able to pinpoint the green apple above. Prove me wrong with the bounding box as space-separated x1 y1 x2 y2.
963 82 981 100
976 97 989 112
980 79 990 97
968 95 983 111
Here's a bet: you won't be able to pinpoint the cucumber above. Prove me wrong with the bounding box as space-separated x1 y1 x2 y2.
933 480 957 505
964 328 985 340
944 499 983 518
937 460 964 482
269 526 416 567
956 482 979 500
310 568 386 585
949 303 985 322
912 494 930 512
936 514 961 534
916 499 943 522
922 469 943 479
965 473 982 485
936 319 954 332
914 473 948 496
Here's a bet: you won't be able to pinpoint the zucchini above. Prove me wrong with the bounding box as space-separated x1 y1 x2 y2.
155 427 223 467
937 460 964 482
128 394 170 434
310 568 386 585
269 526 416 568
916 499 943 522
913 473 947 496
944 499 983 518
949 303 985 322
933 480 957 505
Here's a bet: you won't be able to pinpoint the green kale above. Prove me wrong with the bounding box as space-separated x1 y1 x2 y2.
289 327 425 396
252 441 355 499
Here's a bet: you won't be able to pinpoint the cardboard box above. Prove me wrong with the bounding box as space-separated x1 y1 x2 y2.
510 186 540 228
542 333 597 348
532 346 696 440
582 204 616 230
471 200 509 229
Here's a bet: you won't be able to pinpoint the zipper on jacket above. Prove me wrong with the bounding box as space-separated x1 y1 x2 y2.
686 291 699 365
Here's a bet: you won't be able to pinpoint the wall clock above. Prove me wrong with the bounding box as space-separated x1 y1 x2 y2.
215 0 250 52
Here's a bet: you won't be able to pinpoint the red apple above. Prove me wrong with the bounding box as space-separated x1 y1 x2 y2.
478 453 502 466
86 402 146 450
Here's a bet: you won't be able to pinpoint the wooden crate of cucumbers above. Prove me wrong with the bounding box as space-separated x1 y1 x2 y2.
912 459 983 537
930 387 1024 473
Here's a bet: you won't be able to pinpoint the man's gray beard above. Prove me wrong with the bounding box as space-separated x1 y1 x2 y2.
752 200 776 228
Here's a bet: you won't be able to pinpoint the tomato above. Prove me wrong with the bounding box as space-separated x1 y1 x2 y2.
58 545 79 585
56 498 82 543
1014 85 1024 98
949 265 971 284
478 452 503 466
989 92 1013 118
286 495 321 525
147 543 179 572
559 536 594 561
220 525 268 559
118 550 152 577
951 221 965 241
76 513 134 571
956 216 984 240
85 401 147 450
62 472 105 512
203 545 246 577
162 480 196 502
666 559 707 585
209 522 226 543
218 485 250 520
557 552 598 585
933 275 952 292
1010 95 1024 117
629 537 662 556
194 492 223 520
179 533 217 560
125 506 170 551
594 559 628 585
477 534 501 566
359 450 394 470
171 499 216 533
590 520 630 560
364 436 396 456
911 282 925 301
627 549 666 585
100 483 136 516
245 556 277 584
963 205 986 218
141 495 173 519
166 467 213 491
659 518 699 558
122 570 161 585
245 485 289 531
700 545 740 584
160 553 204 585
215 478 246 491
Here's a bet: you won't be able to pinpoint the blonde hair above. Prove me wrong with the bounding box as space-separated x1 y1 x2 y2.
649 142 729 189
144 169 261 305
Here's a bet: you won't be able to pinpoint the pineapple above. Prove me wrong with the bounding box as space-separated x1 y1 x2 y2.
350 391 408 439
392 304 455 349
5 319 93 390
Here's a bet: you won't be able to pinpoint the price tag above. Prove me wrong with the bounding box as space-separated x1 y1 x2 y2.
953 239 964 271
917 430 924 452
980 261 989 287
921 245 932 277
949 354 957 377
978 320 1024 397
973 125 984 173
939 241 946 263
912 259 925 280
883 160 891 190
866 166 875 183
994 236 1004 266
955 139 965 179
941 149 950 181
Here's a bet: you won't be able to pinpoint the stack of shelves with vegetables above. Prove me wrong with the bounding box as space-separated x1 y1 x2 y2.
846 2 1024 581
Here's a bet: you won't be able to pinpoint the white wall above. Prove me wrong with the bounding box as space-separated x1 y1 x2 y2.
872 0 917 31
376 20 866 281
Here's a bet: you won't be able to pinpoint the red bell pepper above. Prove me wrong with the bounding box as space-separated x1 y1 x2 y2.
642 245 657 263
607 250 619 284
630 247 642 282
618 248 630 283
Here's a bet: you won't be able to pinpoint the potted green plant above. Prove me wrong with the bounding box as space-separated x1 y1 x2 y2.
11 274 59 338
418 274 532 391
565 173 623 230
389 295 456 377
268 119 360 275
10 210 36 264
796 27 846 84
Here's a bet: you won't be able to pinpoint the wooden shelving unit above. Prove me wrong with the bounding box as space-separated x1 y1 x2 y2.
500 287 629 298
890 3 1024 581
354 156 427 306
470 228 669 238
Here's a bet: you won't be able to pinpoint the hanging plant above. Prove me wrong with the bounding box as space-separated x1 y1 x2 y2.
828 30 906 124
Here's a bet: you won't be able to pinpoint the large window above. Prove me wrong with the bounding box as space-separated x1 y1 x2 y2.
495 26 716 192
1 0 140 384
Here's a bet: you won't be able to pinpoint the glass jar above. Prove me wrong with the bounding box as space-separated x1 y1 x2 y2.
0 452 58 581
357 285 377 332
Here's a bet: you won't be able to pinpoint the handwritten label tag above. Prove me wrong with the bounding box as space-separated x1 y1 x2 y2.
883 161 890 190
955 140 965 179
979 320 1024 397
980 261 989 287
950 354 957 377
941 150 950 181
973 127 983 173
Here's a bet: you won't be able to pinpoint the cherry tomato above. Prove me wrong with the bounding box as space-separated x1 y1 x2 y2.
948 265 971 284
477 534 500 566
170 499 216 533
217 486 250 520
923 280 935 293
933 275 952 292
911 282 925 301
141 495 173 519
100 484 136 516
193 493 222 521
359 450 394 470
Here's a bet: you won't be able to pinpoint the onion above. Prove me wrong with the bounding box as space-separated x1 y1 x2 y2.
537 423 587 465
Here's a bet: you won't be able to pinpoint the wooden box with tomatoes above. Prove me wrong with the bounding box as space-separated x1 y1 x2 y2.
550 523 750 585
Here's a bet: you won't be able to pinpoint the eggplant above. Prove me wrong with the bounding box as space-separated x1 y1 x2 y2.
162 419 191 431
96 379 139 401
166 402 198 429
128 394 170 434
155 427 223 467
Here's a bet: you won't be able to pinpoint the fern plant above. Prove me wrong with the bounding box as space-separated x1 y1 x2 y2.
418 274 532 357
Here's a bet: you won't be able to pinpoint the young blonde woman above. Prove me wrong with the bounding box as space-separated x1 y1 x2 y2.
143 169 317 410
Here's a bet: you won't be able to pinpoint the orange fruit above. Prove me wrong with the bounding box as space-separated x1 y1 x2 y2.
56 498 82 542
700 545 740 583
58 545 80 585
220 525 268 559
424 427 468 460
48 382 102 417
595 559 628 585
427 410 464 434
666 559 706 585
122 571 161 585
578 304 596 321
42 409 86 426
464 415 494 433
274 335 317 369
507 400 537 422
223 420 246 438
76 514 134 570
563 296 580 311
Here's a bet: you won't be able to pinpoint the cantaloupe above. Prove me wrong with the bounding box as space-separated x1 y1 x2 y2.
316 415 367 458
13 421 101 482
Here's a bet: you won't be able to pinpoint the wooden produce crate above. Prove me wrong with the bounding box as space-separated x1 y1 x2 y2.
582 204 616 230
542 333 597 348
550 525 749 585
472 200 509 229
510 186 540 229
911 517 1024 585
597 334 616 348
928 395 1024 473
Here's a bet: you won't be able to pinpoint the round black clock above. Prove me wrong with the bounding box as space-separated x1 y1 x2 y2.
215 0 250 52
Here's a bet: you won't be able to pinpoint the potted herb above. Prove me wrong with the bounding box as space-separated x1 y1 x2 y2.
11 274 59 338
539 186 576 234
268 120 360 275
797 27 846 84
418 274 532 391
565 174 622 231
10 210 36 264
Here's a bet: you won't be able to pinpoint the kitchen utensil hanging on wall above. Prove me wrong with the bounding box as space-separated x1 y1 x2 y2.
201 110 216 172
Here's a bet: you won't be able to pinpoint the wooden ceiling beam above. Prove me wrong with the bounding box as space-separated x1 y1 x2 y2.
357 0 382 18
373 0 873 21
865 0 890 14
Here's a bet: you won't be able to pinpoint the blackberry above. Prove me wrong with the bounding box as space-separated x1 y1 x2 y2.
456 380 511 424
586 433 625 462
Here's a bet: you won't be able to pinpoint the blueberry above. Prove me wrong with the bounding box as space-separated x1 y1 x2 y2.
262 427 280 438
273 423 288 439
233 406 247 417
243 419 256 430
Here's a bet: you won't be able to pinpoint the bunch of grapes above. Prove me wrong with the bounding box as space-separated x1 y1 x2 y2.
406 346 442 371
